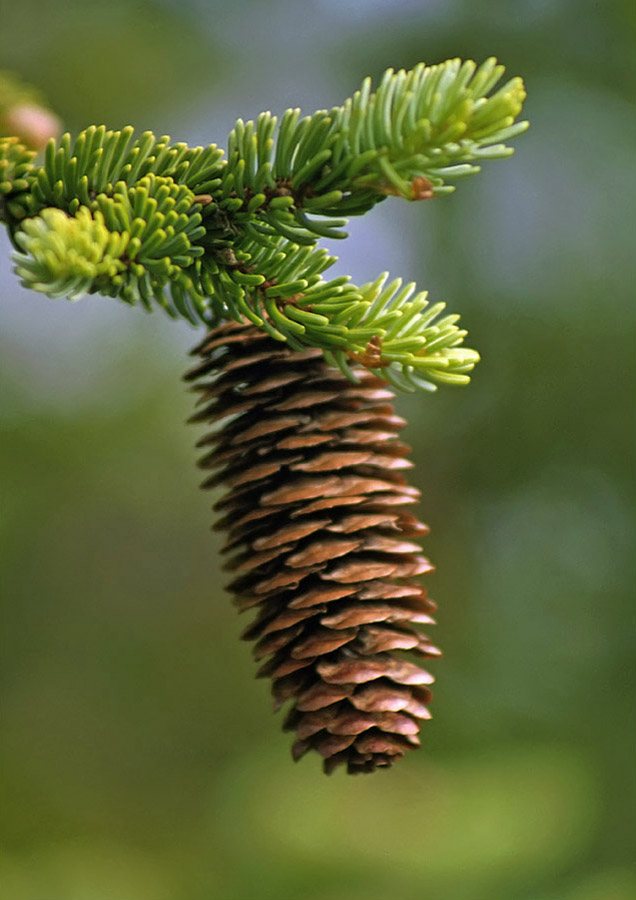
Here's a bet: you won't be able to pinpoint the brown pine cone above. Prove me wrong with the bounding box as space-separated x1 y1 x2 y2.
184 320 441 774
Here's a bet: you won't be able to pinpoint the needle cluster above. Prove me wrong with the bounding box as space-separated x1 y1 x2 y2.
1 58 527 391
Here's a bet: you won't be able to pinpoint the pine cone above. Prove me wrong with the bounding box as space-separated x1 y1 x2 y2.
185 320 441 773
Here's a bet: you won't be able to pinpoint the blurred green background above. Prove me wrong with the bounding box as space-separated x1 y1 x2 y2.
1 1 634 898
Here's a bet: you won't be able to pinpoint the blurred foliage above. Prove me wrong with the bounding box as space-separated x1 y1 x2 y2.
0 1 634 899
0 0 226 130
0 69 61 150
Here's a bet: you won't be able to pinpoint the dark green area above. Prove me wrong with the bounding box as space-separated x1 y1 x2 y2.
1 1 634 898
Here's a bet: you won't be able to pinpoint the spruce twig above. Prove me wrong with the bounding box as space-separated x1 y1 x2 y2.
1 57 527 388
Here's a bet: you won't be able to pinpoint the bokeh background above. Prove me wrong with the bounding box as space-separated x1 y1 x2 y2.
1 1 634 898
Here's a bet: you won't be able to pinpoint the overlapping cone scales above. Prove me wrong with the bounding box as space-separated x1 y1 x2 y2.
185 321 440 773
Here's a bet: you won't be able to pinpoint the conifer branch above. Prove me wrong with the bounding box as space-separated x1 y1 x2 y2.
1 58 528 391
223 56 527 242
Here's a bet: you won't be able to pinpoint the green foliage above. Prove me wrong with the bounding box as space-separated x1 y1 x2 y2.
0 137 36 200
14 207 128 300
6 126 224 219
221 56 527 243
1 58 528 391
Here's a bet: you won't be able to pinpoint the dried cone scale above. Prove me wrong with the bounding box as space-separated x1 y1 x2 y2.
185 320 441 773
